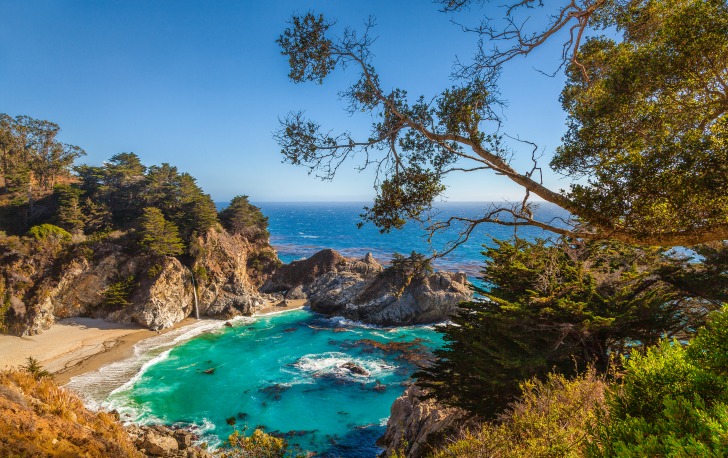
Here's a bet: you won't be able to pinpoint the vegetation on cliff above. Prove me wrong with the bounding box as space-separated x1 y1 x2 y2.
0 114 277 335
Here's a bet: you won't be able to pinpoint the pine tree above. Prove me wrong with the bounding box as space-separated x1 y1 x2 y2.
416 237 720 418
137 207 184 256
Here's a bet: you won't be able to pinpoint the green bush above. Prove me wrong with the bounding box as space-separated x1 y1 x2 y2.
103 276 136 307
27 224 72 243
588 307 728 457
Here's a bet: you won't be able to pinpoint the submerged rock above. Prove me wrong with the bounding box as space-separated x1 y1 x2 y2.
340 362 370 376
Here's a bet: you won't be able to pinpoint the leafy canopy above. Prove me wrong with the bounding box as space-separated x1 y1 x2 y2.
276 0 728 247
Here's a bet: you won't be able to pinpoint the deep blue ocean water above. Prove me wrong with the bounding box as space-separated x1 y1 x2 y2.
257 201 569 276
67 202 569 457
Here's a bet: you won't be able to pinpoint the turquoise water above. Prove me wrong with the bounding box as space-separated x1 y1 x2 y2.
106 309 442 457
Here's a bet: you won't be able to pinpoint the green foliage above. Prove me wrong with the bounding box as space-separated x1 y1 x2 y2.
219 195 269 242
416 237 717 418
433 370 606 458
588 316 728 457
27 224 72 243
554 0 728 243
21 357 51 380
103 276 136 307
137 207 184 257
276 12 336 84
221 428 300 458
53 184 85 232
193 265 208 285
0 114 85 198
275 2 728 246
147 264 163 278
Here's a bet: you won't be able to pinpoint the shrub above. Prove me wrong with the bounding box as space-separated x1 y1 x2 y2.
588 307 728 457
103 276 136 307
27 224 72 243
433 370 606 458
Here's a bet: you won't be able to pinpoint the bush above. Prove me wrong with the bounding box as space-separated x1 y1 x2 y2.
27 224 72 243
220 428 302 458
588 307 728 457
433 370 606 458
103 276 136 307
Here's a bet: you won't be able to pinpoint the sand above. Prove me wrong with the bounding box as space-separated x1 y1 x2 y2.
0 299 308 386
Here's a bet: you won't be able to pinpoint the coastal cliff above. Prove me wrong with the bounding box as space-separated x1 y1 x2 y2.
0 227 278 336
378 385 470 458
262 249 471 325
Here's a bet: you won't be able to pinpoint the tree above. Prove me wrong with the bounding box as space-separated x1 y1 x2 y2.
219 195 269 242
54 184 85 233
137 207 184 257
415 237 721 418
275 1 728 248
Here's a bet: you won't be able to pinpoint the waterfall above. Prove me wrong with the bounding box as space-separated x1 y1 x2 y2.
190 271 200 319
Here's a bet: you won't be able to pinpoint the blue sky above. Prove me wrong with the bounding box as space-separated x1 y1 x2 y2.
0 0 573 203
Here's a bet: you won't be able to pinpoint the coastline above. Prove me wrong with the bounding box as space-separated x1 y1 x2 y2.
0 300 307 386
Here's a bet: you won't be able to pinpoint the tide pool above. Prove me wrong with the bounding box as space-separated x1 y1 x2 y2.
91 309 443 457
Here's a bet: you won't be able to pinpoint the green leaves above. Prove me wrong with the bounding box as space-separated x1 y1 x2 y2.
137 207 184 257
554 0 728 241
277 13 336 84
417 236 717 418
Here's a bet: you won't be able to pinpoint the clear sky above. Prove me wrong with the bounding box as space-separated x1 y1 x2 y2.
0 0 572 203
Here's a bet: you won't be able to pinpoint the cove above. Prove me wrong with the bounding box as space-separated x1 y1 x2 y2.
103 309 443 457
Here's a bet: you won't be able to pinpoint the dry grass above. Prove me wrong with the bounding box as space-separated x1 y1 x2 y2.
0 369 142 457
431 369 606 458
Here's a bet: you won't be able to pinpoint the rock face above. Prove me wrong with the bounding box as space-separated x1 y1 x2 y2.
378 385 469 458
191 228 276 319
0 227 279 336
262 249 471 326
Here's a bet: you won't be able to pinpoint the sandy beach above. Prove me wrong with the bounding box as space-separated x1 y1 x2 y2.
0 299 307 386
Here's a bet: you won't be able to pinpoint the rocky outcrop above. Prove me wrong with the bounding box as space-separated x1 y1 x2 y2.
0 227 279 336
261 249 382 293
263 249 471 326
192 229 276 319
378 385 470 458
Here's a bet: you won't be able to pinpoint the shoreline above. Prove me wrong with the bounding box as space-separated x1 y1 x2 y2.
0 300 307 386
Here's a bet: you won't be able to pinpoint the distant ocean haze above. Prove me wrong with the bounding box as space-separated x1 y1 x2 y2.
216 201 570 276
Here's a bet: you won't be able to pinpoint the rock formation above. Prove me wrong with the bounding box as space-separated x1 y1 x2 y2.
378 385 470 458
0 227 278 336
262 249 471 326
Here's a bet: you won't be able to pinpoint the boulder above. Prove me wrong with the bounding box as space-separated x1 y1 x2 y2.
139 430 179 456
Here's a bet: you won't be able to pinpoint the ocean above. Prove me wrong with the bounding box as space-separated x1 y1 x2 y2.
67 202 568 457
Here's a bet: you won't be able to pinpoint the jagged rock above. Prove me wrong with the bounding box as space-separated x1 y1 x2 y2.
0 226 279 336
113 257 194 330
261 249 383 293
284 284 307 300
263 249 470 325
193 229 275 319
378 385 470 458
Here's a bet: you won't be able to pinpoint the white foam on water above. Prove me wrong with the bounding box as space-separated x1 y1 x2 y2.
292 351 395 381
65 318 223 413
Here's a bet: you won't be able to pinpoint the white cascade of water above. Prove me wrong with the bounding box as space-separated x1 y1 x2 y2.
190 271 200 319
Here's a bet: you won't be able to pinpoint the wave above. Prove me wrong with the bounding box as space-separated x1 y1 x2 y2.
65 319 224 413
292 351 395 381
